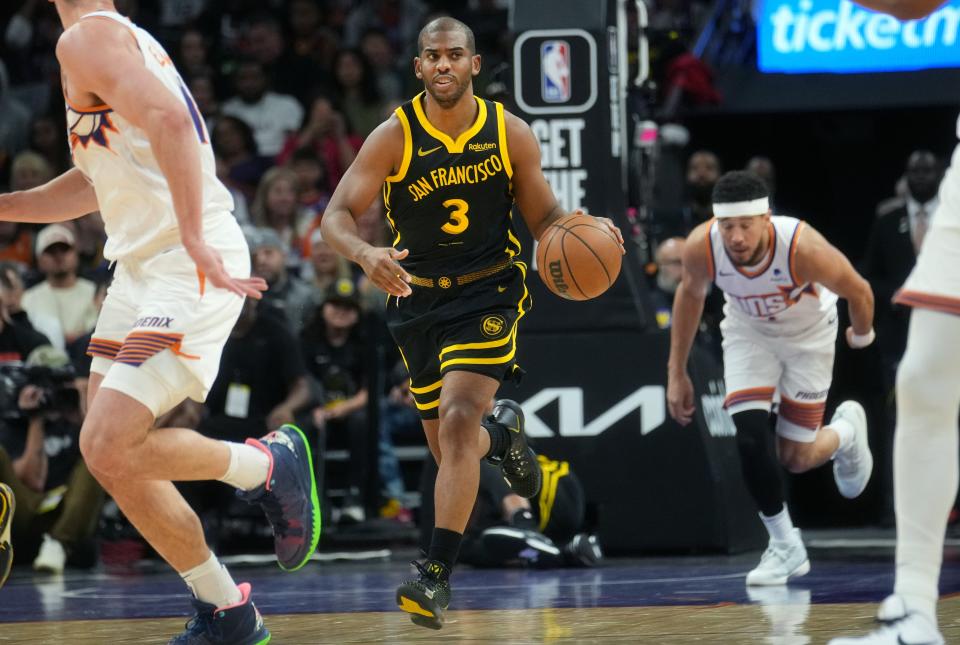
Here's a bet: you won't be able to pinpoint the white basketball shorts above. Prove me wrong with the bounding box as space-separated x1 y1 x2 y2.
721 314 838 443
88 216 250 417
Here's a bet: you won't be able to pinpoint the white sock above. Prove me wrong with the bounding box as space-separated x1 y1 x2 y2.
827 415 855 457
892 308 960 624
760 505 795 543
218 442 269 491
180 552 243 607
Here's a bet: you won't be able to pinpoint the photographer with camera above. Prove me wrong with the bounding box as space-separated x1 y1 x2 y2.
0 346 104 574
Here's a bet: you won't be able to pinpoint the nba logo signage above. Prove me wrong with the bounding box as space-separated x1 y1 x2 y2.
541 40 571 103
514 29 597 115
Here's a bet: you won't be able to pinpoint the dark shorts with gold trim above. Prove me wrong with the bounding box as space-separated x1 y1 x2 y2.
386 262 531 420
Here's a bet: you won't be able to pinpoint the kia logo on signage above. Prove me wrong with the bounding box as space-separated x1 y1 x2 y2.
757 0 960 73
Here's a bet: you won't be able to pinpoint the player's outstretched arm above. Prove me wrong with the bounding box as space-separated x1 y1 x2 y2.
57 19 265 299
0 167 98 223
852 0 945 20
793 224 876 348
321 115 412 297
504 111 624 252
666 223 712 426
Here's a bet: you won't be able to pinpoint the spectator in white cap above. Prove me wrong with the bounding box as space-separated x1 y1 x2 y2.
21 224 99 351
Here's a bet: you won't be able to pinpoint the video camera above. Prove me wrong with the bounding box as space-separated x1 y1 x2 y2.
0 362 79 420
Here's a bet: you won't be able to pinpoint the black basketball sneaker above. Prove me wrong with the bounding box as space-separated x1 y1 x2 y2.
486 399 542 499
396 559 451 630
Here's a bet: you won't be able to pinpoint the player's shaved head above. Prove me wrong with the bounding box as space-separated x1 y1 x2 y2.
418 17 476 54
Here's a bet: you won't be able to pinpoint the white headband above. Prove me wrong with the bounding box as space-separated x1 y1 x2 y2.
712 197 769 218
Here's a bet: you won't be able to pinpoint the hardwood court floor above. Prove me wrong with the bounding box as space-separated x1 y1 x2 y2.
2 543 959 644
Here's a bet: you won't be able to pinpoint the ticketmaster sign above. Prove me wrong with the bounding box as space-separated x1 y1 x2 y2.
758 0 960 73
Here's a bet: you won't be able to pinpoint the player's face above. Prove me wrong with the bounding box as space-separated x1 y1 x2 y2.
717 214 771 266
415 32 480 108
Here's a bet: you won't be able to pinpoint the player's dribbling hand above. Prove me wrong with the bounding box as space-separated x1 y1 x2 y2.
573 208 627 255
667 371 696 426
358 247 412 297
187 243 268 299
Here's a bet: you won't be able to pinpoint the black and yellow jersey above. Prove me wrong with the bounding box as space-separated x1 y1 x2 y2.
383 91 521 277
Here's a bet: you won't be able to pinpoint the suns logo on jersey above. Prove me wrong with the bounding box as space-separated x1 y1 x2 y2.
731 282 818 317
68 108 119 152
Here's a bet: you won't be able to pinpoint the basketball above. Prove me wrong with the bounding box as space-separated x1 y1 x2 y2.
535 214 622 301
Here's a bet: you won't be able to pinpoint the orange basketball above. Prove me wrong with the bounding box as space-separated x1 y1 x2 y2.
535 214 622 301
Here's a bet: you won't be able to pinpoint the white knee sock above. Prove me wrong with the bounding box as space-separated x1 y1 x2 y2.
760 504 795 543
892 308 960 624
218 442 270 491
180 552 243 607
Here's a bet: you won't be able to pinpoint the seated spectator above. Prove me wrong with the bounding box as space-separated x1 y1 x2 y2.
243 13 328 106
71 213 109 284
359 28 404 103
354 199 392 312
277 96 362 194
188 74 220 136
301 279 371 524
0 61 31 177
288 147 331 224
211 115 272 202
0 346 104 574
250 227 317 334
251 167 311 259
378 360 424 521
221 60 304 158
653 149 722 240
176 28 215 81
650 236 685 330
302 229 353 293
0 221 34 267
0 268 50 362
22 225 99 350
29 115 71 176
331 48 386 139
201 297 310 441
11 150 54 193
0 261 62 354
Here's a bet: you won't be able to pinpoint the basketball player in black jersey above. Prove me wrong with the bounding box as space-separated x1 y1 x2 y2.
321 17 623 629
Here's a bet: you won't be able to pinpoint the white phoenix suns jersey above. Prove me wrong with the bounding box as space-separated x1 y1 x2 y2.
64 11 233 261
935 122 960 231
707 215 837 336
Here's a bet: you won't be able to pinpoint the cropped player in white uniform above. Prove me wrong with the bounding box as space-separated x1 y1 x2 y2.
831 3 960 644
0 3 320 643
668 171 875 587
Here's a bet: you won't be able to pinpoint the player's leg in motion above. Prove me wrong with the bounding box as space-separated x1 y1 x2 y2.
829 307 958 645
396 370 541 629
730 407 810 586
81 369 319 644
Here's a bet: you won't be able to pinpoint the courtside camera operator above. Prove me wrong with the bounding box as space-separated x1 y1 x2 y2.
0 346 104 574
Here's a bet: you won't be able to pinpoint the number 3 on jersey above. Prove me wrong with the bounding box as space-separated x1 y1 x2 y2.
441 198 470 234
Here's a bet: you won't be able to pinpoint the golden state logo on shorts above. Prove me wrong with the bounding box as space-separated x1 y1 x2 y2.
481 315 506 338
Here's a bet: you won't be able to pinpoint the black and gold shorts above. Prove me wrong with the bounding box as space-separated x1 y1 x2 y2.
386 262 531 419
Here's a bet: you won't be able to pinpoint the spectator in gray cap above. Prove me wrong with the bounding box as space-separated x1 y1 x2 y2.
248 227 317 335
